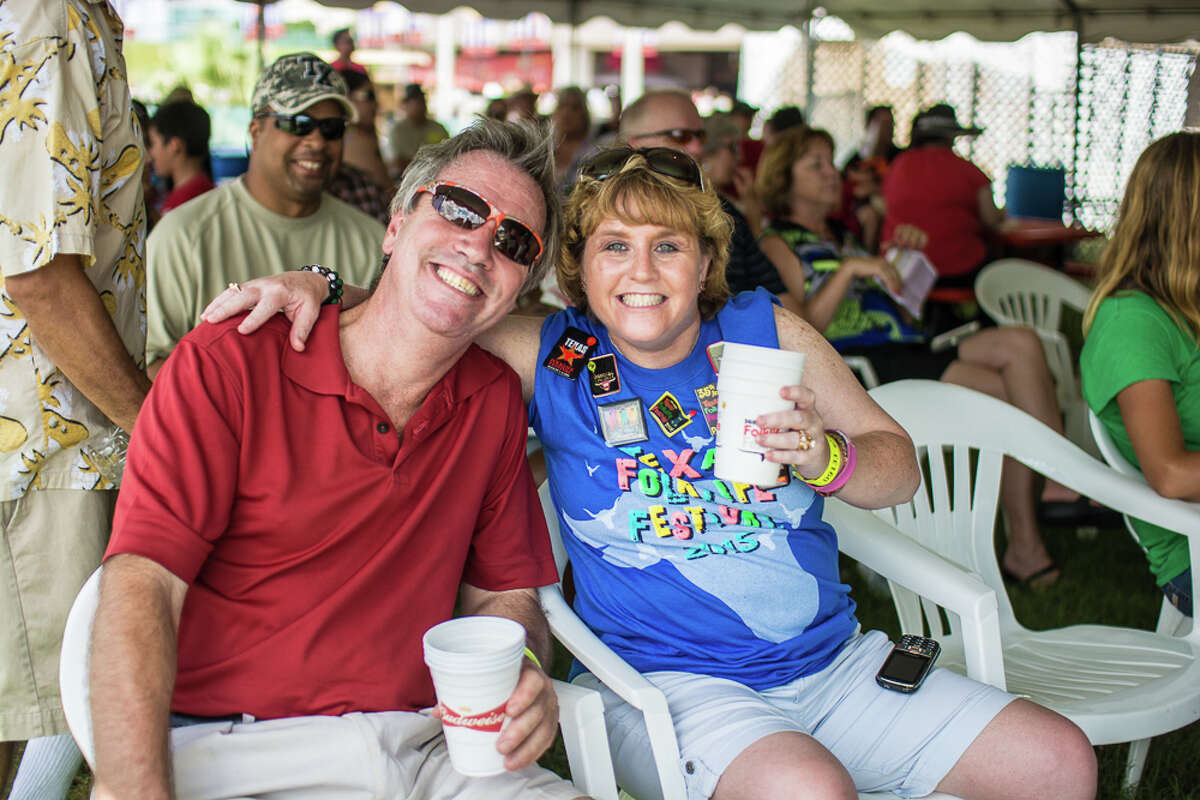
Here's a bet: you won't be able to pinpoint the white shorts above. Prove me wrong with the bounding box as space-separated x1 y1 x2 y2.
575 629 1015 800
169 710 583 800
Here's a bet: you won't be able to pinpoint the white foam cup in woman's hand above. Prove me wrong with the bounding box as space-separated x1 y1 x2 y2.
714 343 807 486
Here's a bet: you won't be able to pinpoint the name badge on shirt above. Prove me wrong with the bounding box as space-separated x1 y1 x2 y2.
648 391 695 437
598 398 648 446
543 326 597 380
587 354 621 397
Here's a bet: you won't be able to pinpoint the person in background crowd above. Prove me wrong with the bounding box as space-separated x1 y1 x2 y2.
1082 131 1200 618
762 105 806 147
330 27 367 75
145 52 384 377
882 104 1008 333
552 86 593 188
729 98 764 176
507 87 539 122
132 98 162 230
327 68 393 224
389 83 449 179
148 100 215 214
487 97 509 120
0 2 151 798
620 89 706 161
756 126 1076 590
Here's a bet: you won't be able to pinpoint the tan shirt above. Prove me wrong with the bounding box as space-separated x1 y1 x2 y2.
0 0 146 498
146 178 385 363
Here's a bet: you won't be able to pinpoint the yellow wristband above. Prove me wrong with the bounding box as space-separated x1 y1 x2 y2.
793 433 843 487
523 647 542 670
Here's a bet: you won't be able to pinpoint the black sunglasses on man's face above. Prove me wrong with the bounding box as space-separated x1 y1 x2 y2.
257 112 347 141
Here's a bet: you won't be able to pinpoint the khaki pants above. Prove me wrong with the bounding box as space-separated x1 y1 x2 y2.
0 489 115 740
170 711 584 800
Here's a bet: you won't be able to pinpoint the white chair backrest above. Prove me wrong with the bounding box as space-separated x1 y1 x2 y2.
1087 407 1143 480
870 380 1200 641
60 566 102 767
539 481 570 580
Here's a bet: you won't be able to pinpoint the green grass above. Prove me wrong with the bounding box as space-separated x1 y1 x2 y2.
29 520 1196 800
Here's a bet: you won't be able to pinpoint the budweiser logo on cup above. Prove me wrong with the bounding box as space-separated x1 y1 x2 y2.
438 701 507 733
423 616 526 777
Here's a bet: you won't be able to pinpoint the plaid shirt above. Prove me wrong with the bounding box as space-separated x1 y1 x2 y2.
327 164 392 225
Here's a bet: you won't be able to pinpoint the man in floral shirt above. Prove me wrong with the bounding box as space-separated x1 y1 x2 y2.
0 0 150 794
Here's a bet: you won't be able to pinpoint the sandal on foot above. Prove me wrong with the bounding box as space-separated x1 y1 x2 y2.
1001 561 1061 590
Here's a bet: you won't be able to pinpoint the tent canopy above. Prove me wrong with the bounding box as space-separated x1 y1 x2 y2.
303 0 1200 43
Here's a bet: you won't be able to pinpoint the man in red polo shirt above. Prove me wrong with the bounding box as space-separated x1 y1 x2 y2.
88 119 586 800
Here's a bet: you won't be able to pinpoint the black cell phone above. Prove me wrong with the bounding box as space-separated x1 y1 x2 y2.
875 634 940 693
928 320 982 353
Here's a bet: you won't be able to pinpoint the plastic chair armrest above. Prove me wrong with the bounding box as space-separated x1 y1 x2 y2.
825 499 1007 688
550 679 619 800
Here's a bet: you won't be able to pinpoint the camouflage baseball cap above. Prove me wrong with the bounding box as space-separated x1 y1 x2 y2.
251 52 357 123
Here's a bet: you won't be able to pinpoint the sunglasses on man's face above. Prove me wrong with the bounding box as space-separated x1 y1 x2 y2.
258 112 347 141
579 146 706 191
416 182 544 269
632 127 707 148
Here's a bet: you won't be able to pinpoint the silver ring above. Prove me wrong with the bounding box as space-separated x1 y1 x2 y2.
227 281 242 293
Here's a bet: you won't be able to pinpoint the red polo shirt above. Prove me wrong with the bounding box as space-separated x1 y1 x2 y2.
108 307 556 719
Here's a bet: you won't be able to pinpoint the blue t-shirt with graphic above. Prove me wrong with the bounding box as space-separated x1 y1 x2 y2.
529 289 857 690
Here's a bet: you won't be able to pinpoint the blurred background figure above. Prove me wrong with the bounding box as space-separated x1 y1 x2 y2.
699 112 777 296
762 104 805 147
729 98 764 175
336 68 390 183
387 83 448 178
837 105 899 253
485 96 508 120
859 104 901 163
330 27 367 75
131 98 160 230
163 83 193 105
551 86 593 188
882 103 1008 333
506 86 539 121
147 99 214 215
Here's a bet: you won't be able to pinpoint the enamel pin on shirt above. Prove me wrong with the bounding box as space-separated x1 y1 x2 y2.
648 391 694 437
706 341 725 374
694 382 719 435
544 326 597 380
598 398 648 446
587 353 621 397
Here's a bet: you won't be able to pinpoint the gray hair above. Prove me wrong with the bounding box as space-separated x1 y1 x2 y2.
390 117 560 295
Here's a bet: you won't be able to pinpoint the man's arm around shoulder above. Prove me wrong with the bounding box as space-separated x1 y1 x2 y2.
457 584 558 772
91 553 188 800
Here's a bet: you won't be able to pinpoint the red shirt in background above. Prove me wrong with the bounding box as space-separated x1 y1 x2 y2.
331 57 368 75
882 145 991 278
107 307 557 720
161 172 215 213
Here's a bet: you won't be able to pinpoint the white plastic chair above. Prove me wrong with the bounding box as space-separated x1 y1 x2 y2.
974 258 1097 455
536 482 997 800
1087 408 1192 638
871 379 1200 792
61 566 619 800
843 355 880 388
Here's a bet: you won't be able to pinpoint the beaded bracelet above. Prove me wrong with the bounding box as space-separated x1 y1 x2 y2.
299 264 344 305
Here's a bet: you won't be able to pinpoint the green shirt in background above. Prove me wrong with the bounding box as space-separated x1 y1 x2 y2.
1080 290 1198 585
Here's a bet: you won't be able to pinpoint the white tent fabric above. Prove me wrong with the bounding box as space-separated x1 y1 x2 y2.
300 0 1200 43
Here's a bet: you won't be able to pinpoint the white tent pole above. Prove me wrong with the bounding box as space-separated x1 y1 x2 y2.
621 26 644 108
434 13 456 127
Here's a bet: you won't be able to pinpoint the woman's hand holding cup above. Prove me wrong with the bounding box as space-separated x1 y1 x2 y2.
754 384 830 479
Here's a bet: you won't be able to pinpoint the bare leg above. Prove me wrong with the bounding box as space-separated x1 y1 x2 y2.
936 699 1096 800
941 352 1058 585
957 327 1079 503
712 731 856 800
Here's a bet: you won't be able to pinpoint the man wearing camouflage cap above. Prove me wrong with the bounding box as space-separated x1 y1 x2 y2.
145 51 385 377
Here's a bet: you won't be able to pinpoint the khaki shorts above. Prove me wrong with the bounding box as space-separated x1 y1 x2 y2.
0 488 115 740
170 710 585 800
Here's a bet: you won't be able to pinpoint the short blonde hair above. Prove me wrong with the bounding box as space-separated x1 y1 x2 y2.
560 150 732 319
1084 131 1200 340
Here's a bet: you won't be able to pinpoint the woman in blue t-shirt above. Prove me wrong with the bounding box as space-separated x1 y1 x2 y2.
213 145 1094 800
1081 131 1200 617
